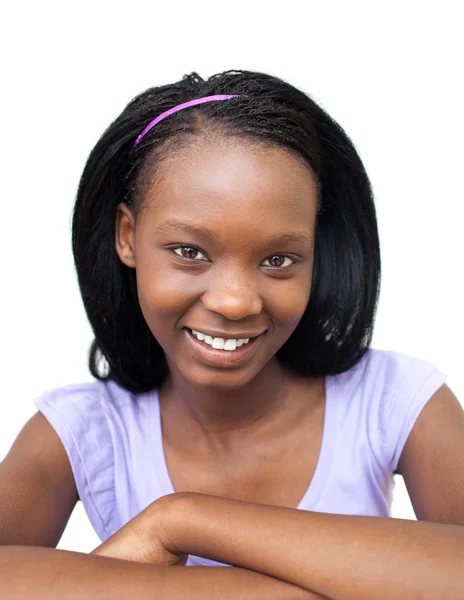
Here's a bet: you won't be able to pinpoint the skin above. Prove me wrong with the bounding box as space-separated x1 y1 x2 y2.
1 135 464 598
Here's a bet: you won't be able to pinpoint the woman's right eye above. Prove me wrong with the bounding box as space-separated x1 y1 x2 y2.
173 246 208 261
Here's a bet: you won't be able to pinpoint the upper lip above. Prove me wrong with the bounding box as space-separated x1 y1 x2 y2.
186 327 266 339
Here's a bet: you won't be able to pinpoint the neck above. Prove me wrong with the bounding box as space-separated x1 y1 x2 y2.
159 358 302 436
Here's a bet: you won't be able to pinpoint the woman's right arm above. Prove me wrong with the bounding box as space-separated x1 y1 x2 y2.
0 547 326 600
0 412 78 547
0 416 325 599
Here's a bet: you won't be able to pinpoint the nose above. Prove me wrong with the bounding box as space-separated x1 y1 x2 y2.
201 283 263 321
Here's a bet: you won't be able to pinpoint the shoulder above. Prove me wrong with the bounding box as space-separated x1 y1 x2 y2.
332 347 445 400
35 379 136 408
33 379 158 539
362 348 446 418
33 378 157 472
332 347 443 386
34 379 154 427
328 348 445 407
328 348 447 472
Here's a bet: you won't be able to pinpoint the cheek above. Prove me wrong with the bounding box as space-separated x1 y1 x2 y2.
266 274 313 330
134 260 198 323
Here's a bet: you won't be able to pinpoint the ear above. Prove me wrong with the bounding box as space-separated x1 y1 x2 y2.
115 203 136 268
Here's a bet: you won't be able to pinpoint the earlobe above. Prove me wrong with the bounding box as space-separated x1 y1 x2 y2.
115 203 136 268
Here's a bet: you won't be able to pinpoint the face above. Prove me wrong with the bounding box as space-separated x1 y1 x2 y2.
116 137 318 390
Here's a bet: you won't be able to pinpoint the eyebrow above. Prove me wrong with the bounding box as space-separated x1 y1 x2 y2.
157 220 222 244
156 219 313 246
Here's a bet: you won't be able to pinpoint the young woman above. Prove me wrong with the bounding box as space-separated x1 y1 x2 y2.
1 70 463 599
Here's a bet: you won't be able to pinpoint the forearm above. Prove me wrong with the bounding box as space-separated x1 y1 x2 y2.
0 546 324 599
167 493 464 600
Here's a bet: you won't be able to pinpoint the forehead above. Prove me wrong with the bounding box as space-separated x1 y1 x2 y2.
140 138 318 232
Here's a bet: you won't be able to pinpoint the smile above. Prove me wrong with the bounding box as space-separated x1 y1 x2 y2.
184 328 264 368
190 329 251 352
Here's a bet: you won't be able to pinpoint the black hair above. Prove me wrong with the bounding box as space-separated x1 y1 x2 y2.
72 70 381 393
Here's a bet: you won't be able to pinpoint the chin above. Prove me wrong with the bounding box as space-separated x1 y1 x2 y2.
179 364 262 392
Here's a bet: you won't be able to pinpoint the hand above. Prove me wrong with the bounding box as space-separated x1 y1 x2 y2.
91 494 188 566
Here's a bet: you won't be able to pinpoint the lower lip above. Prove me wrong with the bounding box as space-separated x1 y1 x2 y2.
184 329 264 368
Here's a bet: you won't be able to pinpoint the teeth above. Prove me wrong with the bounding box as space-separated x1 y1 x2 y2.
190 329 251 351
212 338 225 350
224 339 237 351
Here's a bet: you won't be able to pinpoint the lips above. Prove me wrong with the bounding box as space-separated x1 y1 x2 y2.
184 327 264 368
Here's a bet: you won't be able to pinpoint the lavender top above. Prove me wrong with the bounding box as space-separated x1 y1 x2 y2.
34 349 446 567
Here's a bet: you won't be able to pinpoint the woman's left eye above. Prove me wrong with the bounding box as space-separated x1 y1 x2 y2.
173 246 208 261
261 255 295 268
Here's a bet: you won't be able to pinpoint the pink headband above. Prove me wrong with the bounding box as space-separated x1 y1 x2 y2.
132 94 240 149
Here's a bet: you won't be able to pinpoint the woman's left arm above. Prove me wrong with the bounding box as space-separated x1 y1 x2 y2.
161 384 464 600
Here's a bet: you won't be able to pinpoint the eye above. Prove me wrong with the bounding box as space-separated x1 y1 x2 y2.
262 255 295 268
173 245 208 261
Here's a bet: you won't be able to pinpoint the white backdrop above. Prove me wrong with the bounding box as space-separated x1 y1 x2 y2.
0 0 462 552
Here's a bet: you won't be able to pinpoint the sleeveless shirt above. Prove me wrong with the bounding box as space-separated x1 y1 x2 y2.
34 348 446 567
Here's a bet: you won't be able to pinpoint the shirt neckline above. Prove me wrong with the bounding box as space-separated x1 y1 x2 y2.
151 376 337 511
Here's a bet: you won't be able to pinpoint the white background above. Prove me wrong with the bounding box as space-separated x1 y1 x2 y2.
0 1 462 552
